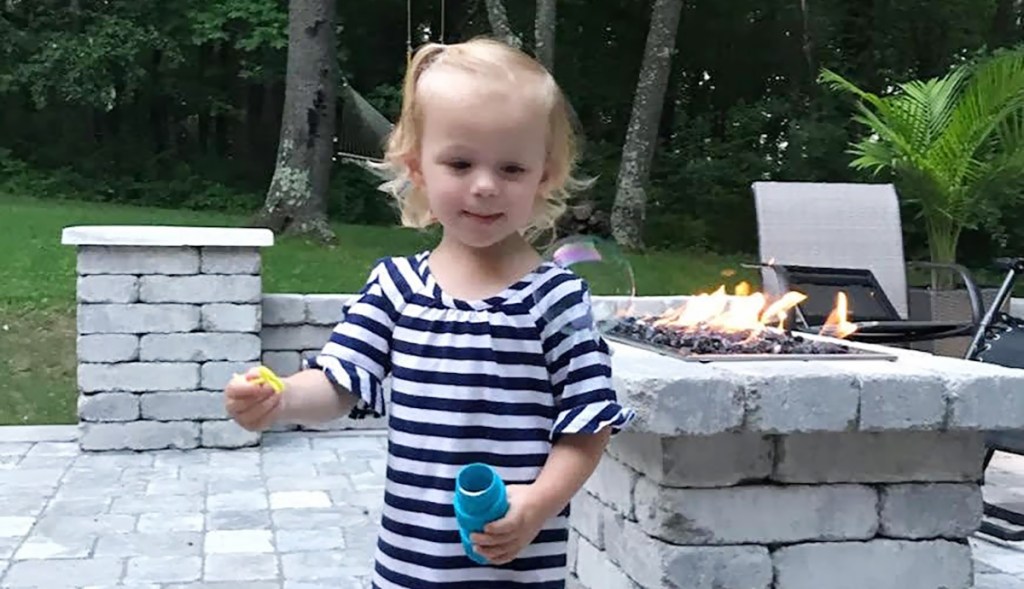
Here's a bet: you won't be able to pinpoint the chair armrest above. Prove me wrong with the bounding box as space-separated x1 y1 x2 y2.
906 261 984 325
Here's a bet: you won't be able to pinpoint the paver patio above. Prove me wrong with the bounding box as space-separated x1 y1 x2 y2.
2 426 1024 588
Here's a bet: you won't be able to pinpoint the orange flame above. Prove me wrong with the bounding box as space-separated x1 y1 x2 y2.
645 280 857 339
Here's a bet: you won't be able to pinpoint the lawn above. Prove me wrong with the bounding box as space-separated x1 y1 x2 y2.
0 195 758 425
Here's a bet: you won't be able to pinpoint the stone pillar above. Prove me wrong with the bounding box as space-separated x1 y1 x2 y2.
62 225 273 451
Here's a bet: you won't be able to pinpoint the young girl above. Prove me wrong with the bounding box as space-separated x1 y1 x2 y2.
225 37 634 588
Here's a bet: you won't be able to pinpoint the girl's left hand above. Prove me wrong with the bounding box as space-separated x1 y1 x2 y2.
470 484 549 565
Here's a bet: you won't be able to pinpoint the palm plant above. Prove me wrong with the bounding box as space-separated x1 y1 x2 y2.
819 49 1024 288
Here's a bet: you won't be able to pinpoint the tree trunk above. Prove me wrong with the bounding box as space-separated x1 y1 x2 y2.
610 0 684 250
534 0 556 71
993 0 1018 46
799 0 817 85
484 0 522 49
253 0 337 243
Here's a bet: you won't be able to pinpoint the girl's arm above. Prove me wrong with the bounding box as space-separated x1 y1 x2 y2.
277 369 358 426
526 429 612 521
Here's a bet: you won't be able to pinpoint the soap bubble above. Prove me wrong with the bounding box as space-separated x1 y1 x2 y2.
537 235 636 336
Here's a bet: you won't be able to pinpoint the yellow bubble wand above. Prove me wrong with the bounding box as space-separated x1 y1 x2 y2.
236 365 286 394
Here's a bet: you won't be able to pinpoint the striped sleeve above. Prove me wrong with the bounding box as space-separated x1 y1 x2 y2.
305 258 403 417
541 277 634 441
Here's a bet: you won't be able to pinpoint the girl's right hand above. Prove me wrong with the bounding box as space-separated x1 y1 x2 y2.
224 367 283 431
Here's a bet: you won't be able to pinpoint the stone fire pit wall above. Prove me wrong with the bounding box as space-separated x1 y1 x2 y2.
566 342 1024 589
62 226 1024 588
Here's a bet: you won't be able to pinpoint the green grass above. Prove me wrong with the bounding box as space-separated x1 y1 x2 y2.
0 194 758 425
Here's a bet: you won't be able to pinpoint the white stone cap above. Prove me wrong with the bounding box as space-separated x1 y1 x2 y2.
61 225 274 247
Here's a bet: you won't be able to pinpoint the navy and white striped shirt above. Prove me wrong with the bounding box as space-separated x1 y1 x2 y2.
307 251 634 588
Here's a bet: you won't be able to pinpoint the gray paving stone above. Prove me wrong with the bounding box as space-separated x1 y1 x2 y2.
207 490 269 511
271 508 370 531
204 553 280 581
15 534 95 559
111 493 203 514
24 441 79 457
31 514 137 542
280 550 366 581
0 516 35 537
0 535 20 558
204 529 274 554
94 531 202 557
0 494 48 517
976 572 1024 589
137 512 205 533
285 581 365 589
206 510 272 531
145 478 206 496
276 528 347 552
43 495 111 516
0 442 32 455
266 475 355 494
2 557 127 587
124 555 202 583
167 583 280 589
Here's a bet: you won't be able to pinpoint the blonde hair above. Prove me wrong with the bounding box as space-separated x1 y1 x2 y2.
376 37 589 242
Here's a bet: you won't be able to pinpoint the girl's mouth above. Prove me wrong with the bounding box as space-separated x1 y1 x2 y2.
463 211 504 224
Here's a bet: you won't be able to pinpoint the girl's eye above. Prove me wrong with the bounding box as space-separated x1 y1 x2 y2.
503 165 526 175
446 160 471 171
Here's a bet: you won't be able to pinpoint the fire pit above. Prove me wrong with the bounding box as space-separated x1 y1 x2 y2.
603 282 896 362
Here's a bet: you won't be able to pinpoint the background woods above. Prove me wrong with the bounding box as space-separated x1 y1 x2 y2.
1 0 1023 265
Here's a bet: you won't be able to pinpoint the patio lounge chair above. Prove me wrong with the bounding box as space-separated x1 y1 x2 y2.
750 181 984 344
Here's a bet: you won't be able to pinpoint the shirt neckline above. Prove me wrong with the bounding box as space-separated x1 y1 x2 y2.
416 250 554 311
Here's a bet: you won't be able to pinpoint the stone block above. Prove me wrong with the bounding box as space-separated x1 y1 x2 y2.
78 393 140 422
261 325 333 351
140 333 261 362
841 362 947 430
77 334 139 362
261 295 306 326
772 539 972 589
567 528 579 575
607 432 772 488
305 294 354 325
604 513 771 589
731 363 859 433
609 343 744 436
79 421 200 451
201 420 260 448
582 456 637 519
937 358 1024 431
79 362 199 393
77 275 139 303
202 361 258 391
77 246 199 275
774 431 984 483
570 491 604 549
78 304 199 334
879 483 982 539
633 478 878 544
262 351 302 377
201 247 261 274
140 275 261 303
140 392 227 420
575 535 639 589
202 304 261 332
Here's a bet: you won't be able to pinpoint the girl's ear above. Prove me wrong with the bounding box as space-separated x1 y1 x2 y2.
405 154 424 187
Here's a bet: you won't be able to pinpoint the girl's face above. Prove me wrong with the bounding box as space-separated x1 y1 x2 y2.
408 71 550 250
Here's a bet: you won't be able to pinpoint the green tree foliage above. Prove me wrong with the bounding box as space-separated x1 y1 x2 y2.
821 48 1024 274
0 0 1020 259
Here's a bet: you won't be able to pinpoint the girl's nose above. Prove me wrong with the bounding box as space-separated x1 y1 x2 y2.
471 172 498 197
